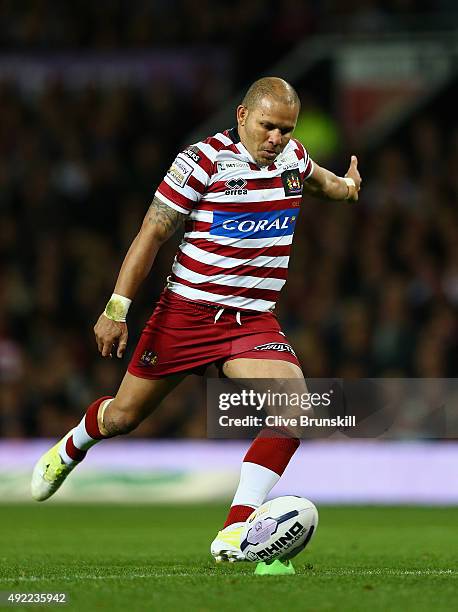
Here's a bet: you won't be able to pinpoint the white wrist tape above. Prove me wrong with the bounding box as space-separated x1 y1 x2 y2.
104 293 132 322
343 177 356 199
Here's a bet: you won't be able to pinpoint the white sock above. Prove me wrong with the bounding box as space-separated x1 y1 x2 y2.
72 398 113 449
58 430 78 466
231 461 280 508
58 399 113 465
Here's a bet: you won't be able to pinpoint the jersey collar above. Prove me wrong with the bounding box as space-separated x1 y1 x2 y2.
227 126 257 166
227 126 240 143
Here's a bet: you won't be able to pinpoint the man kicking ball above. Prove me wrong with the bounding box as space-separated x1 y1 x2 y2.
32 77 361 562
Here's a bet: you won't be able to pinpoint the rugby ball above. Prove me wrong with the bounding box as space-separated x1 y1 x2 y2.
240 496 318 563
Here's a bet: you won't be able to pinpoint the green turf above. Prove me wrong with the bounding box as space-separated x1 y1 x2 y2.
0 504 457 611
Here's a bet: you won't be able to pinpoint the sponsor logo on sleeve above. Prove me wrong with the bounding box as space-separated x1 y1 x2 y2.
167 156 193 188
281 169 303 196
182 146 201 164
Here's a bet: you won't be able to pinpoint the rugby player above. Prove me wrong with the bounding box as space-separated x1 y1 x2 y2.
31 77 361 562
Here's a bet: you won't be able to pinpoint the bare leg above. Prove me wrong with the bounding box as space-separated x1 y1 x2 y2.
99 371 186 436
222 357 303 379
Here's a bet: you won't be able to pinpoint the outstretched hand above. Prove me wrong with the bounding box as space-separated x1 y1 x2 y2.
345 155 362 201
94 314 129 358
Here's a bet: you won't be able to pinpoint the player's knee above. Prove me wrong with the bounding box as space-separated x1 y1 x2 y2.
103 398 146 435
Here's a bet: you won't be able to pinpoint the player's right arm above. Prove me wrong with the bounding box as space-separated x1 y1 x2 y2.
94 141 211 358
94 196 186 358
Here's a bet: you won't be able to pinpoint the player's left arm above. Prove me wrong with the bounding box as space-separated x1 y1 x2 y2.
303 155 361 202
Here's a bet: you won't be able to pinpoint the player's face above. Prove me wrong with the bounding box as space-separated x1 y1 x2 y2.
237 97 299 166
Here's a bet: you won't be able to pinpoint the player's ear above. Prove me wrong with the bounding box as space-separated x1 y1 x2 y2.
237 105 248 126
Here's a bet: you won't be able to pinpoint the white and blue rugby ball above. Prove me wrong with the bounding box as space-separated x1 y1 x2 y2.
240 496 318 563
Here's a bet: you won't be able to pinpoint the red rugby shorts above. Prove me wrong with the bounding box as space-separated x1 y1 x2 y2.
127 289 301 379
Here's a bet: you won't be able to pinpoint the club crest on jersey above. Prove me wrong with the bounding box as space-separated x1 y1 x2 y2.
282 169 303 196
139 350 158 367
209 209 298 238
253 342 297 357
225 178 247 195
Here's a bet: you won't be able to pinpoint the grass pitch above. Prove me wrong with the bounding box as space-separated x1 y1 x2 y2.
0 504 457 611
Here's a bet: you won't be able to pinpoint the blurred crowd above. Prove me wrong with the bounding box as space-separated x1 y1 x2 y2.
283 128 457 380
0 78 211 437
0 22 457 437
0 0 455 53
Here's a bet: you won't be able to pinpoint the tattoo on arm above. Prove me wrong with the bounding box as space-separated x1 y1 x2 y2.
146 196 185 241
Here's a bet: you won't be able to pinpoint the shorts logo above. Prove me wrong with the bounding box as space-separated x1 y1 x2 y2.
253 342 297 357
282 169 303 196
140 350 158 367
167 156 193 188
182 146 201 164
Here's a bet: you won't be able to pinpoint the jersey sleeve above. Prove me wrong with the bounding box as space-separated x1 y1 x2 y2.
304 153 314 180
292 139 314 181
155 145 212 215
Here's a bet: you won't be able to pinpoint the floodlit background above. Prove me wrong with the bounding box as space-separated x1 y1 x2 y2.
0 1 457 503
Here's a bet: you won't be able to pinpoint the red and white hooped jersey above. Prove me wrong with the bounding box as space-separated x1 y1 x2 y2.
155 127 314 312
